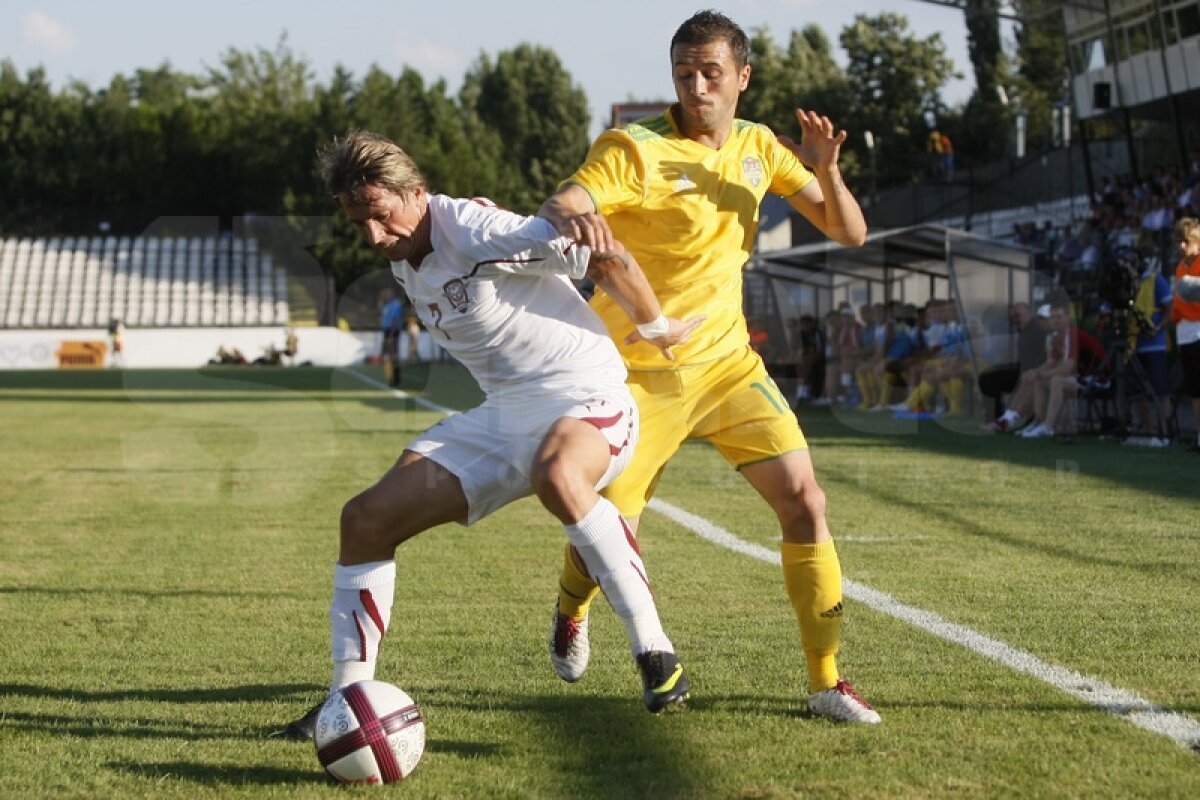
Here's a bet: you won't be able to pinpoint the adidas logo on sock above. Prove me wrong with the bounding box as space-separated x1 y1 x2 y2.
820 601 844 619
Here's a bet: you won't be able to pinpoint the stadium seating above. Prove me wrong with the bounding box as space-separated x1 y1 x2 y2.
0 235 290 329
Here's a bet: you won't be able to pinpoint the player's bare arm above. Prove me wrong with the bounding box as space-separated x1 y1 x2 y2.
586 243 705 361
778 108 868 248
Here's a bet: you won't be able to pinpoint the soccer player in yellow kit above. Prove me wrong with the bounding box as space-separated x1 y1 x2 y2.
540 10 880 723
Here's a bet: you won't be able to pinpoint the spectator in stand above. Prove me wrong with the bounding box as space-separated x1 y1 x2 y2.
927 129 945 180
1141 191 1174 256
1017 304 1107 439
1170 217 1200 452
984 302 1050 432
939 132 954 180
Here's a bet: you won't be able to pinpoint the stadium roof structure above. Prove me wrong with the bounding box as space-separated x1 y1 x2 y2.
747 224 1044 328
744 225 1048 390
751 224 1036 290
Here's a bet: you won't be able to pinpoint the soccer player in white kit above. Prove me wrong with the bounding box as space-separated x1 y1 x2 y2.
275 131 704 739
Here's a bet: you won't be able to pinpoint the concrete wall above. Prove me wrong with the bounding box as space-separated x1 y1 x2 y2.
0 326 438 369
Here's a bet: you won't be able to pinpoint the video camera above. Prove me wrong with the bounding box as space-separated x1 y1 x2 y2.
1096 245 1141 310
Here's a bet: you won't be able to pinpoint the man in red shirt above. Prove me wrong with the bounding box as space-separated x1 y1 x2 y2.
1018 304 1107 438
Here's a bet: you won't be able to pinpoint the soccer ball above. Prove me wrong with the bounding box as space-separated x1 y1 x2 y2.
314 680 426 784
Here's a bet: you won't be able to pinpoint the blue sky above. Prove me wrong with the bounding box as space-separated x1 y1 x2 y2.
3 0 982 136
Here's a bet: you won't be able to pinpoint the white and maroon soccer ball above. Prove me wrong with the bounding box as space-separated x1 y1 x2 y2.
314 680 425 784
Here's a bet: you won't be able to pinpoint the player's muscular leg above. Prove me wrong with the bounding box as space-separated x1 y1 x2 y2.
339 450 468 565
531 417 611 524
740 450 831 544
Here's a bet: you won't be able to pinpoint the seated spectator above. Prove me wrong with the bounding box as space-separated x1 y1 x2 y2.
854 303 888 410
792 314 826 405
816 304 864 410
1018 304 1107 439
873 304 919 410
898 299 970 415
984 303 1050 431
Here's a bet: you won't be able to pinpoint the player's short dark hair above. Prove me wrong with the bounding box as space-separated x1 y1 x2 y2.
671 9 751 68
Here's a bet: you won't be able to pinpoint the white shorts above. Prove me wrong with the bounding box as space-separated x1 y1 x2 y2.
407 386 638 524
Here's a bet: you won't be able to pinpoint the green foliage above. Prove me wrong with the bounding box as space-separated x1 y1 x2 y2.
1012 0 1071 153
839 14 960 185
459 45 591 214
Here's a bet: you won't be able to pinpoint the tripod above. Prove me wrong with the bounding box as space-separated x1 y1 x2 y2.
1092 309 1170 440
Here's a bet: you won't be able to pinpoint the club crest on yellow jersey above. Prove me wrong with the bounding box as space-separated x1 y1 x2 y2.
741 156 764 187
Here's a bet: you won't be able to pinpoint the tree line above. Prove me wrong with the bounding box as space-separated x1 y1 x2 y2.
1 8 1066 295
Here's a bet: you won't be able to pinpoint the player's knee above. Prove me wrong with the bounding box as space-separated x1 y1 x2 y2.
530 454 591 522
781 479 827 531
340 493 385 552
530 454 575 505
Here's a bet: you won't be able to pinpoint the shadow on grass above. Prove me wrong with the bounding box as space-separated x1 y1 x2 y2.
0 682 321 704
403 684 705 799
0 585 309 600
109 760 327 787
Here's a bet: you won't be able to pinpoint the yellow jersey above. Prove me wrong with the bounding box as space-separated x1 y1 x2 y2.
564 108 814 369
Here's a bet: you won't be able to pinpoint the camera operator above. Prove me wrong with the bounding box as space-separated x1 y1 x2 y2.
1171 217 1200 452
1124 248 1174 446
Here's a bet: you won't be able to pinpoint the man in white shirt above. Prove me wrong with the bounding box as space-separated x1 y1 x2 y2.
275 131 703 740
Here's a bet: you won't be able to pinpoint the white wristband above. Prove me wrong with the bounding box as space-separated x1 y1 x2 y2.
636 314 670 339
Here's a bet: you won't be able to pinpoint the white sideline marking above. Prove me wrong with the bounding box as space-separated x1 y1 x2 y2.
342 369 458 416
647 497 1200 753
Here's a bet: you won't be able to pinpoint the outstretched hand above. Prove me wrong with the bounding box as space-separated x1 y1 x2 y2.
624 315 706 361
558 211 617 258
777 108 848 172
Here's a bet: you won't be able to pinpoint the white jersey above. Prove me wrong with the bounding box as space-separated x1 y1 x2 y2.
391 194 627 398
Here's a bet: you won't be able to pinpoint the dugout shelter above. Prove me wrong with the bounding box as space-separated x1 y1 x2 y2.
745 225 1048 412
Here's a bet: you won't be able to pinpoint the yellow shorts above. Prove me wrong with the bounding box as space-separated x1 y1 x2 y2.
603 346 808 517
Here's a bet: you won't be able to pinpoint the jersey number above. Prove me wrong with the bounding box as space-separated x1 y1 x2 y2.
427 303 449 339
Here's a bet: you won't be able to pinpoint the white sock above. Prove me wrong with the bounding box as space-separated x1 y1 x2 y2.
564 498 672 656
329 560 396 691
1000 409 1019 424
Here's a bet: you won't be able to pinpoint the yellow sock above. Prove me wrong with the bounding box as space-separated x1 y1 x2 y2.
945 377 964 414
557 543 600 621
856 372 874 407
781 540 843 693
911 381 936 411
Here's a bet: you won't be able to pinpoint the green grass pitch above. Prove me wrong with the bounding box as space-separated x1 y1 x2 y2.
1 364 1197 798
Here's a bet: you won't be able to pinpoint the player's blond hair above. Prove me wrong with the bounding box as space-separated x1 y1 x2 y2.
318 130 426 204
